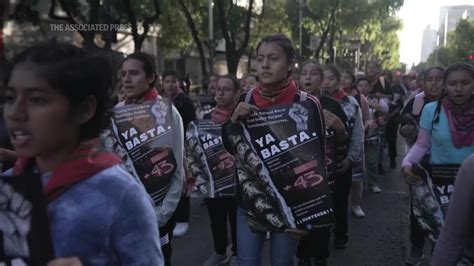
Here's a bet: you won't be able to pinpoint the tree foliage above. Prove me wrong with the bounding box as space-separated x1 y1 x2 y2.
294 0 403 69
424 19 474 67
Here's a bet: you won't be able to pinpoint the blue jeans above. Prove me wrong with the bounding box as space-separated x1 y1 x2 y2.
236 207 298 266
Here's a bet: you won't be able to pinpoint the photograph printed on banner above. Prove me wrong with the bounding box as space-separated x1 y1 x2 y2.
224 100 334 231
411 163 460 242
186 120 236 198
110 99 177 206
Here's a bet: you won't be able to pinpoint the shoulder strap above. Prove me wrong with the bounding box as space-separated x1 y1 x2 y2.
244 88 255 103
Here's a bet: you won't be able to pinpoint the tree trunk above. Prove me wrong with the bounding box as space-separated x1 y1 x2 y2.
177 0 208 85
226 51 241 75
215 0 253 76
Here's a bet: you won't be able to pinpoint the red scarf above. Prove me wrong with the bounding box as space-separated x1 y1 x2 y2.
212 105 234 124
125 87 159 104
333 89 348 101
254 79 297 108
13 139 122 201
170 88 185 100
441 97 474 148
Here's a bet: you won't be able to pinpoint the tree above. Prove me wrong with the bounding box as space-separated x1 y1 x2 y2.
301 0 340 60
358 16 402 69
48 0 105 50
424 19 474 66
215 0 254 75
157 0 193 54
48 0 161 51
294 0 403 66
175 0 209 82
120 0 161 52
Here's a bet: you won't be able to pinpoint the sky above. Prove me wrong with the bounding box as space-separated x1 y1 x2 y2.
397 0 474 67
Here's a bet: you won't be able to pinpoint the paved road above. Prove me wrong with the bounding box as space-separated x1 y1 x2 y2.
172 138 433 266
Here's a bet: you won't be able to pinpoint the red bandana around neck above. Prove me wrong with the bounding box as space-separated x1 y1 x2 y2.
333 89 348 101
441 97 474 148
13 139 122 201
254 79 297 108
212 105 235 124
125 87 159 104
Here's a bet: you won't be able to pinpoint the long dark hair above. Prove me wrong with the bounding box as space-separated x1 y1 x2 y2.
8 42 113 141
423 66 444 82
256 34 295 78
123 52 157 88
218 74 241 91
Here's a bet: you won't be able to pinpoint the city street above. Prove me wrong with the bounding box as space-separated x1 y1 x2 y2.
172 138 433 266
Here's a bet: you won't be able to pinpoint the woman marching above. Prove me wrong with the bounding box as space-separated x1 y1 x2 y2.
119 52 185 266
198 74 240 266
222 35 327 266
162 70 197 238
399 66 444 266
357 77 389 193
402 63 474 263
296 61 350 265
321 66 365 245
2 43 163 265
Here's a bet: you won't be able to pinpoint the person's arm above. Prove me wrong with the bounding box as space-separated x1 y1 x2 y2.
401 128 431 167
346 100 364 163
324 109 347 142
431 155 474 266
368 98 389 113
110 179 164 265
375 92 393 101
359 95 370 123
399 99 415 128
156 106 185 226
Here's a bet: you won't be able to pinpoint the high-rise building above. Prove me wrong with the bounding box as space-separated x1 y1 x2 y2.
438 5 474 46
421 25 437 62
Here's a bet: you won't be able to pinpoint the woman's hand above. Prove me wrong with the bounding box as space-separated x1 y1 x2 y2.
48 257 82 266
323 110 345 134
230 102 259 123
0 148 17 162
401 165 422 185
284 228 309 238
337 158 352 173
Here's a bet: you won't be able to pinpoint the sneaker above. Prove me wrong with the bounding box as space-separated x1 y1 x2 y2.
203 252 227 266
371 185 382 193
173 222 189 237
351 206 366 218
405 246 424 265
334 237 348 249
